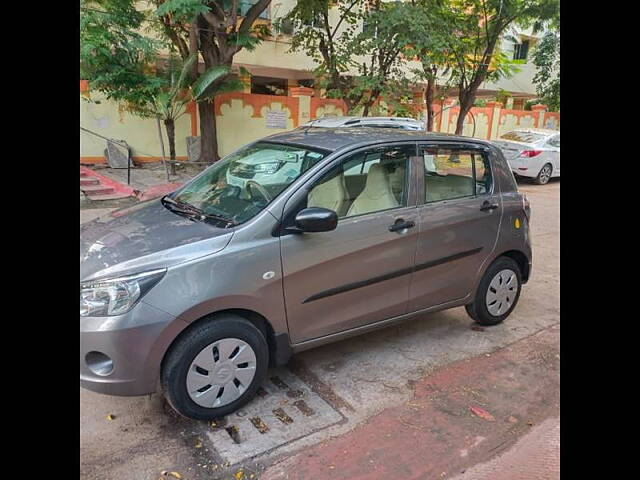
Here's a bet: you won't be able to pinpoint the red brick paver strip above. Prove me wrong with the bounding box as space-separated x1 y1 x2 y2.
261 324 560 480
450 416 559 480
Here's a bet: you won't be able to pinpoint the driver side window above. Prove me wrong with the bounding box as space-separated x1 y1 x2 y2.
306 144 413 218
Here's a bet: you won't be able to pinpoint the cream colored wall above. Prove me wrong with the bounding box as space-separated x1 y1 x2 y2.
80 92 191 159
216 98 295 156
446 112 490 138
496 113 537 137
315 103 345 118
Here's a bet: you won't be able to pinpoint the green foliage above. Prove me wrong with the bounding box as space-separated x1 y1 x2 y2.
80 0 164 112
532 29 560 111
155 0 211 19
495 88 512 105
191 65 232 100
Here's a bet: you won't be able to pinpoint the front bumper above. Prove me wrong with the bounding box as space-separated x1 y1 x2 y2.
80 301 177 396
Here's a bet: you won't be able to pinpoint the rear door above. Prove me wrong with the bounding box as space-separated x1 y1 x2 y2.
408 143 502 312
280 143 420 343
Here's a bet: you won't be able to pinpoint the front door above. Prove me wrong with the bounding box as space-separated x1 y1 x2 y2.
408 143 503 312
280 143 419 343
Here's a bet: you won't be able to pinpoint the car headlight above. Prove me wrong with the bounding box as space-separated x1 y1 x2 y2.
252 162 282 174
80 269 166 317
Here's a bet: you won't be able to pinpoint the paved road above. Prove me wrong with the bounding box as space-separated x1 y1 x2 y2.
80 178 559 480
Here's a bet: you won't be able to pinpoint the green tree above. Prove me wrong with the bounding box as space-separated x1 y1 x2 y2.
80 0 191 162
445 0 559 135
282 0 365 112
532 29 559 111
402 0 457 130
351 1 418 116
154 0 271 163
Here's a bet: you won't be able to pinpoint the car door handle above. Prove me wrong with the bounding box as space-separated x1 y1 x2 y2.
389 219 415 232
480 201 499 212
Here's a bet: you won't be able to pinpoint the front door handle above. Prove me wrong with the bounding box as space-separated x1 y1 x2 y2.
480 201 499 212
389 219 416 232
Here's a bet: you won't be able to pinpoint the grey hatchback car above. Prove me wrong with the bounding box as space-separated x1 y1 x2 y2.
80 128 531 420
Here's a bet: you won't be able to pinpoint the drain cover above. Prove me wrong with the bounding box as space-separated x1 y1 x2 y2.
206 367 343 464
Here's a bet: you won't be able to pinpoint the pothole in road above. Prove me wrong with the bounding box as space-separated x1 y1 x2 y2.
206 367 345 465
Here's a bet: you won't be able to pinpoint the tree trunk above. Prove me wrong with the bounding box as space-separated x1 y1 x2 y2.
163 118 177 175
163 118 177 160
425 77 435 132
197 100 219 164
455 91 475 135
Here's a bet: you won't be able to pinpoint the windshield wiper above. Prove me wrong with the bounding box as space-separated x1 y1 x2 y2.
161 196 236 227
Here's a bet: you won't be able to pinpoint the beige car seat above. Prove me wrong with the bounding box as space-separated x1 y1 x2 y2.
307 170 349 216
346 163 399 217
388 164 405 203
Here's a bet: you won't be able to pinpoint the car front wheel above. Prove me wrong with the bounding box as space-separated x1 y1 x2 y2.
161 314 269 420
465 256 522 326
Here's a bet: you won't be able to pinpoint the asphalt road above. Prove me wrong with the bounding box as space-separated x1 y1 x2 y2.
80 178 559 480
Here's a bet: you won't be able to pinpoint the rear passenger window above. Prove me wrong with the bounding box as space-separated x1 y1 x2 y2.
422 148 491 203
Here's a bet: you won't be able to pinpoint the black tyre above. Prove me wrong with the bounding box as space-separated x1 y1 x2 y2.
465 256 522 326
161 314 269 420
534 163 552 185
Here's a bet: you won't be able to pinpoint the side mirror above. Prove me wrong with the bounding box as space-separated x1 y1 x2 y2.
288 207 338 233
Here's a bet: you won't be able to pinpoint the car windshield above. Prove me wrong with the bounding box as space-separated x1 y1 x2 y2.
500 131 547 143
169 142 327 225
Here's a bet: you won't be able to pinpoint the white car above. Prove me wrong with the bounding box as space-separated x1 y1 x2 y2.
493 128 560 185
301 116 425 130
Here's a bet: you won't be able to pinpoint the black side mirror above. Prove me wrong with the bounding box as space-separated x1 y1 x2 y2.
288 207 338 233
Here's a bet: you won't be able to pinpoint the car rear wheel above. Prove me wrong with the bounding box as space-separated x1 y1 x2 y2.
465 257 522 326
534 163 552 185
161 314 268 420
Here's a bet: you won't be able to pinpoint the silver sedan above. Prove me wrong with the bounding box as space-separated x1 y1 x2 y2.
492 128 560 185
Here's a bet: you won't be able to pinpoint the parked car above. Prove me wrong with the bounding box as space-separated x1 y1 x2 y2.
301 116 425 130
225 117 425 190
492 128 560 184
81 128 532 420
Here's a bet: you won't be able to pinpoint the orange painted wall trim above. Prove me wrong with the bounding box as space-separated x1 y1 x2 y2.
215 92 300 127
310 97 348 120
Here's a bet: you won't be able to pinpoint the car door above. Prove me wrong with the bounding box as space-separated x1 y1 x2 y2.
407 143 502 312
546 134 560 175
280 143 420 343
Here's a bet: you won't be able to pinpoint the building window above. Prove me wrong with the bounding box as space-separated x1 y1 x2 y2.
513 40 529 61
239 0 270 20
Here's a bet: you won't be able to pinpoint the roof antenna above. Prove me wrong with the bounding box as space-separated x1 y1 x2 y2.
302 118 320 134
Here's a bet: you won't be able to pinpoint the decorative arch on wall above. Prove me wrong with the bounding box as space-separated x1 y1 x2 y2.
310 98 348 120
214 92 299 127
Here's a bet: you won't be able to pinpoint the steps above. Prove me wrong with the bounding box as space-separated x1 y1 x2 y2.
80 167 134 201
80 176 100 186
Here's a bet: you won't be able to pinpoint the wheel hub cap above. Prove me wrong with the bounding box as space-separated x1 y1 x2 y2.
485 269 518 316
186 338 257 408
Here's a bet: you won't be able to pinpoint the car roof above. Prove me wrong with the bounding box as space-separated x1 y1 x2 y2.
262 127 493 152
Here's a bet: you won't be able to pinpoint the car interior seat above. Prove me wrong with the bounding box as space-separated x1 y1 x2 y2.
307 170 350 216
346 163 399 217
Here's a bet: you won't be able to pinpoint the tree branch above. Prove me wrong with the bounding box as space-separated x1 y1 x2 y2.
238 0 270 35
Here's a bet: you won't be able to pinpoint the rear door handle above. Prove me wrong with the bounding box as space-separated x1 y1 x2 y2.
389 219 416 232
480 201 499 212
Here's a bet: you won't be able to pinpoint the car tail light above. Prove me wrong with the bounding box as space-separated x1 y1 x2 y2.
519 150 542 158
